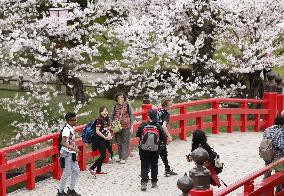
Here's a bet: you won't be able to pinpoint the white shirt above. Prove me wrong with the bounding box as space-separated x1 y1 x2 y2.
61 123 76 154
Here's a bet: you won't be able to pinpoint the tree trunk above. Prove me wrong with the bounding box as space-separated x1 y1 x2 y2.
185 0 217 79
246 71 265 99
41 61 88 103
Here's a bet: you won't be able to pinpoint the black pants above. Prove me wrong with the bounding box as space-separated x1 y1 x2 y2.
106 141 113 159
90 140 106 172
160 143 170 172
140 155 159 183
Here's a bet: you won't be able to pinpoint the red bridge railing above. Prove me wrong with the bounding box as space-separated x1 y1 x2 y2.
216 158 284 196
0 91 283 196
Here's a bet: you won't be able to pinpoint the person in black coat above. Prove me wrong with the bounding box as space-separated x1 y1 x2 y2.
136 109 166 191
187 129 221 187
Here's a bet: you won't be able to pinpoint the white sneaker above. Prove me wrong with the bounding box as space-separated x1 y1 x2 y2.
109 158 115 164
120 159 126 164
116 158 121 162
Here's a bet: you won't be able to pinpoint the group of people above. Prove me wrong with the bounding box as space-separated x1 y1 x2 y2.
56 94 179 196
55 93 284 195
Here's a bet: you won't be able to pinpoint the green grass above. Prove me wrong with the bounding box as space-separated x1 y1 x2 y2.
273 66 284 79
213 42 241 65
0 88 143 148
0 90 28 148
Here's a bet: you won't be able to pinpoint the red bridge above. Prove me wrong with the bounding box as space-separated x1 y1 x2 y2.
0 91 284 196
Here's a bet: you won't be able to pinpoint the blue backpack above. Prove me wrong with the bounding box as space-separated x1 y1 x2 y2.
82 121 96 144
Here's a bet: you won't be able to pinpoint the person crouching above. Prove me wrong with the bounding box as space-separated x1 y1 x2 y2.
136 109 166 191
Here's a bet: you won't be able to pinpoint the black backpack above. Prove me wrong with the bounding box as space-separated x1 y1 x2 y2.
58 126 66 151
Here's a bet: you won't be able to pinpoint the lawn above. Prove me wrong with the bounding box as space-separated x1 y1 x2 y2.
273 66 284 79
0 87 144 148
0 89 27 148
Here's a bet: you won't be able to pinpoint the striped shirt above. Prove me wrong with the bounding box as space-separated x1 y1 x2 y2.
112 103 132 129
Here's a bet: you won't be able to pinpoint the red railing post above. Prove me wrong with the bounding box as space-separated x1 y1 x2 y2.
26 162 36 190
244 180 254 195
52 137 61 180
263 92 277 130
277 94 284 115
212 101 219 134
78 144 87 171
227 114 233 133
241 101 247 132
0 153 7 196
190 188 213 196
196 117 202 130
179 106 187 140
254 114 260 132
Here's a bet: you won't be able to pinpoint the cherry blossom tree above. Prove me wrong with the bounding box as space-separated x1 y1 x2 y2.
0 0 110 142
104 0 244 100
107 0 284 99
210 0 284 98
0 0 283 144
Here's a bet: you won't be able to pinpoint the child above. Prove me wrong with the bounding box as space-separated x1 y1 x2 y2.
157 98 177 177
136 109 166 191
186 129 221 187
88 106 113 177
57 112 81 196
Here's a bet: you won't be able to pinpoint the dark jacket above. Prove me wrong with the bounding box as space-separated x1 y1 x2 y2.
157 108 170 126
92 118 110 151
191 143 221 187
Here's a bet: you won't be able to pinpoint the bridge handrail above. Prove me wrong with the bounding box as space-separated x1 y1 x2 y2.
171 98 266 109
0 125 86 155
216 157 284 196
0 97 265 155
0 109 149 156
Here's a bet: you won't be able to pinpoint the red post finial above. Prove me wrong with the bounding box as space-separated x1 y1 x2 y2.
141 94 152 122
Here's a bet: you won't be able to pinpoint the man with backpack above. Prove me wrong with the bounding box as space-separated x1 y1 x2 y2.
57 112 81 196
157 98 177 177
136 109 166 191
